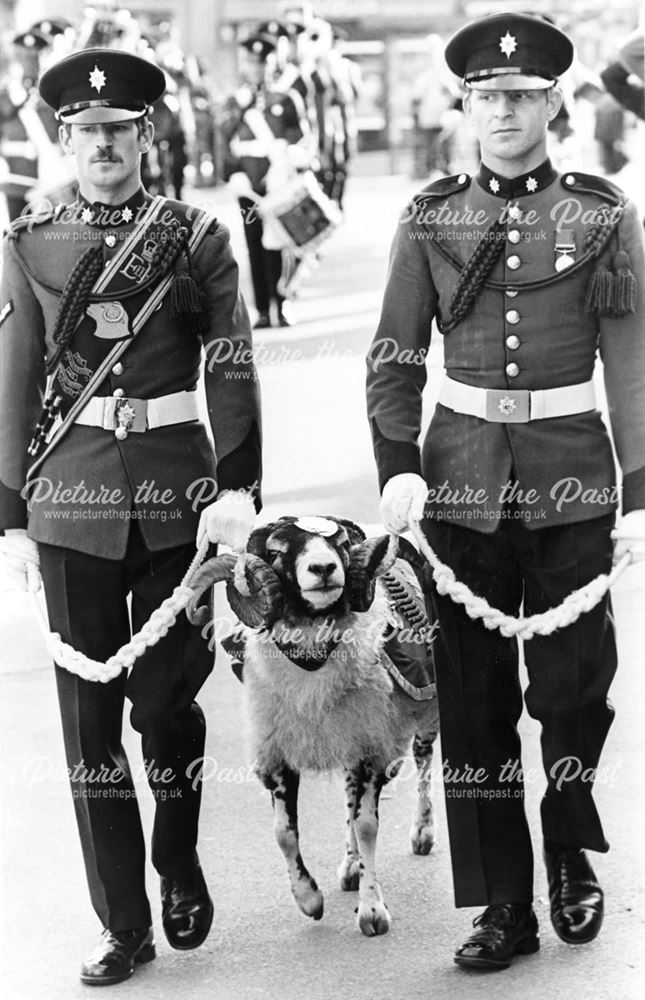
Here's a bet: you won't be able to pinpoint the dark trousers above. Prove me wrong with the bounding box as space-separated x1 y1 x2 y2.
239 196 284 314
422 513 617 907
39 525 214 931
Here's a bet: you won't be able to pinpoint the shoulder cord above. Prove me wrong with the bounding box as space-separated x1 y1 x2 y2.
408 519 631 640
428 200 625 317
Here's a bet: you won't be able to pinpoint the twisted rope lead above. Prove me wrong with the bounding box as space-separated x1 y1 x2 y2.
408 519 632 640
31 537 212 683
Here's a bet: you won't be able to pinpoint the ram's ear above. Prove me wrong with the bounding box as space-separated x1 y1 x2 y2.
334 518 366 545
246 519 296 558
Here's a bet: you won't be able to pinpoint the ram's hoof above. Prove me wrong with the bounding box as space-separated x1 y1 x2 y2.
358 901 391 937
411 823 435 855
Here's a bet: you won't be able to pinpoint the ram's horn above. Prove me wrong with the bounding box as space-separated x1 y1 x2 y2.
186 553 238 626
347 534 399 612
227 553 284 627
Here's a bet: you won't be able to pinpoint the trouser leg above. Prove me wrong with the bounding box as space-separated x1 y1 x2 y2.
125 532 214 878
423 517 533 907
517 515 617 851
239 196 271 313
39 542 151 932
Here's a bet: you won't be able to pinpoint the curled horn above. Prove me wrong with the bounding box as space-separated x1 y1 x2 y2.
186 552 284 629
226 553 283 628
347 534 399 612
186 553 237 626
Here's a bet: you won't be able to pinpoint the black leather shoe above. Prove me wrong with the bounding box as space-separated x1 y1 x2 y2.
80 927 155 986
161 858 214 950
454 904 539 970
253 312 271 329
545 848 604 944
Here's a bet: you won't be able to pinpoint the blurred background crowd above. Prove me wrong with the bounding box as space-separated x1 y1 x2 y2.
0 0 642 322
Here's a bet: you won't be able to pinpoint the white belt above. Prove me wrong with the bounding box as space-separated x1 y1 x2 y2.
75 390 200 439
438 377 596 423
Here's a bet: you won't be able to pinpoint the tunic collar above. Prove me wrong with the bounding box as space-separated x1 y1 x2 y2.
75 187 148 228
476 158 557 198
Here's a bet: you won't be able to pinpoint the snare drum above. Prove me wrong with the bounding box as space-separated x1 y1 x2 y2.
259 170 342 257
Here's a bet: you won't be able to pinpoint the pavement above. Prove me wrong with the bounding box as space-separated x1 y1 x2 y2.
1 161 645 1000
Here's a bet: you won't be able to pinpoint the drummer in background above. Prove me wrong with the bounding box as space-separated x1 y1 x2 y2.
221 25 312 328
326 24 361 208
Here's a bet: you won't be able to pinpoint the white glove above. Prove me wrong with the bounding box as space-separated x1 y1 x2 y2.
379 473 428 535
611 509 645 564
228 171 254 199
0 528 41 592
197 491 256 551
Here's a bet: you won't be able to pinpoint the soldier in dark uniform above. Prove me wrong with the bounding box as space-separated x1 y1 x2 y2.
221 26 310 328
366 12 645 971
0 49 261 985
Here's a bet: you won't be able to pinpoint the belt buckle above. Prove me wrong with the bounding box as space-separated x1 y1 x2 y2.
112 397 147 439
485 388 530 423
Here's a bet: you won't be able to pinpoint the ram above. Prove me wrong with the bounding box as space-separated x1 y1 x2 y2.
187 516 439 937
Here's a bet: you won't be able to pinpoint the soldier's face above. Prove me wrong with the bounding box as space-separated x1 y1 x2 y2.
464 88 562 167
59 120 154 200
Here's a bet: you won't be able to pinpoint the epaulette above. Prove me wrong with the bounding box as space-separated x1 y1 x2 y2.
4 202 65 240
560 172 625 204
418 172 471 199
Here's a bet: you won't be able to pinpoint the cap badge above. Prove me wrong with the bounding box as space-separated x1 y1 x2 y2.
499 31 517 59
89 65 106 93
526 176 538 193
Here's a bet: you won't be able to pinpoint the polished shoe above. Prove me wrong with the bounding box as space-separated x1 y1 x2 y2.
454 903 539 970
80 927 155 986
545 848 604 944
161 858 214 950
253 312 271 329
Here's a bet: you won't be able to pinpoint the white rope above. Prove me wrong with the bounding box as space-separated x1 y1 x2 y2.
408 518 632 640
31 538 211 683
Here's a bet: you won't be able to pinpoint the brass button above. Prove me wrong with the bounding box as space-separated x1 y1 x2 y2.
112 362 124 376
113 388 125 398
458 173 467 184
508 204 521 220
506 309 520 325
506 288 518 298
506 335 520 350
508 229 521 244
507 255 521 270
506 362 520 377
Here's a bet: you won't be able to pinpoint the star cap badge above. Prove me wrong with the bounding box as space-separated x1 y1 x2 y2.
526 176 538 192
498 396 517 416
499 31 518 59
89 65 106 93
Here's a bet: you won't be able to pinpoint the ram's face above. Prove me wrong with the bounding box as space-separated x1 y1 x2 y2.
255 517 355 616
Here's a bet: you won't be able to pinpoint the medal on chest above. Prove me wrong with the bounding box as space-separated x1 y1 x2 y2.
554 229 576 272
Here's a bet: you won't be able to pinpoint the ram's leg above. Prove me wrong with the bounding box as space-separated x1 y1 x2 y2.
262 764 324 920
338 768 360 891
353 762 391 937
410 719 439 856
